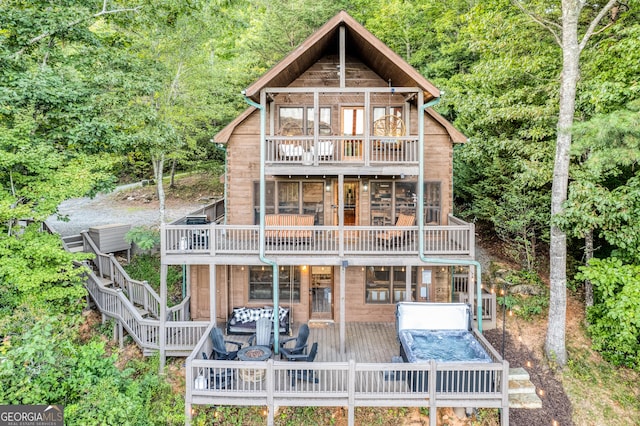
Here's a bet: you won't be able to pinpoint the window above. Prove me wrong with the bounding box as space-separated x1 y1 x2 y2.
373 106 403 124
365 266 390 303
302 182 324 225
424 182 441 225
365 266 416 304
253 181 275 223
280 107 331 135
278 182 299 214
254 181 324 224
391 267 417 303
370 181 416 226
341 107 364 135
249 265 301 302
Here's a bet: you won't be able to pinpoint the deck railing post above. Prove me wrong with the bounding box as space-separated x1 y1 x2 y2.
429 360 437 426
266 359 274 426
501 360 510 426
185 358 193 426
347 359 356 426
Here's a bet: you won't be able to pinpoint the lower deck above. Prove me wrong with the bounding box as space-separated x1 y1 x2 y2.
220 321 400 363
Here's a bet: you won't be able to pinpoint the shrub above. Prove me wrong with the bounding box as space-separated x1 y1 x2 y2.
577 258 640 369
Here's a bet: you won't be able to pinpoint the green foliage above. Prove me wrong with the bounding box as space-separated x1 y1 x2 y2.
0 226 89 312
123 254 183 304
577 258 640 369
497 269 549 320
0 317 183 424
125 226 161 251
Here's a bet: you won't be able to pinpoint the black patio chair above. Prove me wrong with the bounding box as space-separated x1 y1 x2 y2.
201 352 234 389
285 342 319 385
210 327 244 360
279 323 310 359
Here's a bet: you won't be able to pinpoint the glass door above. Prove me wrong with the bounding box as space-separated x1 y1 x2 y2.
341 107 364 159
310 266 333 320
333 181 359 226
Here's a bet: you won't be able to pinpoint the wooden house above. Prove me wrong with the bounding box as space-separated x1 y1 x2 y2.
161 11 491 348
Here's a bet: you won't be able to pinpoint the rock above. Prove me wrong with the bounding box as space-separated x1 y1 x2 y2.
510 284 544 295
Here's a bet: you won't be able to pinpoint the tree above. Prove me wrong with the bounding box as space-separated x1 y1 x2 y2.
513 0 627 366
556 101 640 311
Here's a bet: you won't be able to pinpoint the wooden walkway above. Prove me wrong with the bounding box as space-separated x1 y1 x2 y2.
219 322 399 363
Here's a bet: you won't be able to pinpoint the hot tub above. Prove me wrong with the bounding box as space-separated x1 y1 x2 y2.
395 302 498 393
399 329 492 363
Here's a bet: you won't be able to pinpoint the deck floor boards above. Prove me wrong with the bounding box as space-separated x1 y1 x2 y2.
220 322 398 363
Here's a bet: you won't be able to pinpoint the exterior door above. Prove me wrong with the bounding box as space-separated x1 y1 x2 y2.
333 181 359 226
341 107 364 158
310 266 333 320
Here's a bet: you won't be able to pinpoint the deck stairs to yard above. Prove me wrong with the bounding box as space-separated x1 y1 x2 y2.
508 367 542 409
57 229 208 357
62 234 85 253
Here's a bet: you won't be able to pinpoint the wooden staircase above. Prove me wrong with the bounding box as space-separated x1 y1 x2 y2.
509 367 542 409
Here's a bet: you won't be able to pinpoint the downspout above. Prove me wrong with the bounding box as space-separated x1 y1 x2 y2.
418 96 483 332
243 93 280 352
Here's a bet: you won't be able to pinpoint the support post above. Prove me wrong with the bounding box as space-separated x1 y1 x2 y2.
159 263 167 373
429 360 437 426
340 263 346 355
347 359 355 426
210 263 217 324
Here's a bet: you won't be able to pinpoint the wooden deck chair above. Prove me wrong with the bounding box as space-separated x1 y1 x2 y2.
377 213 415 246
249 317 273 347
296 215 315 244
279 214 298 242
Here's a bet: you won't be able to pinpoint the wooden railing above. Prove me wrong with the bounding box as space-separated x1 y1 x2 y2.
84 266 208 355
163 222 474 258
81 231 164 319
265 135 420 166
459 292 497 330
185 324 509 426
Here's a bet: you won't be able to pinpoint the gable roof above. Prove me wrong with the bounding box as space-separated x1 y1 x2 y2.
244 10 439 102
215 11 466 144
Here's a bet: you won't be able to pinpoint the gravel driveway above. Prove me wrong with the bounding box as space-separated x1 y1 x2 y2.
47 183 206 237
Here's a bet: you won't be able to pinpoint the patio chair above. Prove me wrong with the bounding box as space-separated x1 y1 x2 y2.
279 323 310 359
286 342 319 385
248 317 273 347
210 327 244 360
201 352 234 389
376 213 415 246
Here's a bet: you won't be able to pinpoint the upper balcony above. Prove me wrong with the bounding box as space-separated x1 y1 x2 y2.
265 135 419 176
161 215 474 265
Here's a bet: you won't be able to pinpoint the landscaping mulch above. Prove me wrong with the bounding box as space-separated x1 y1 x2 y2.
485 328 574 426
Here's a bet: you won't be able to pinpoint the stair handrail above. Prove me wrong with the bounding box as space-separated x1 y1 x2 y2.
167 295 191 322
80 231 113 278
79 231 163 320
105 254 162 319
81 262 159 350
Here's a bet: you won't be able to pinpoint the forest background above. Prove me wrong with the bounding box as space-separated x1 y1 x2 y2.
1 0 639 424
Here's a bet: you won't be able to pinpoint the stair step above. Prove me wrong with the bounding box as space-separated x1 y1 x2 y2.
135 307 150 317
97 277 114 286
509 379 536 394
509 367 530 381
509 391 543 409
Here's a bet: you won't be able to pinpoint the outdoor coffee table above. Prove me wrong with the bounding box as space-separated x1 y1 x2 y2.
237 345 272 382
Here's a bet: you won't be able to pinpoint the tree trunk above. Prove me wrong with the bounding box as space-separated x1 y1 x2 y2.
169 158 177 188
584 229 594 311
152 153 166 224
545 2 582 368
